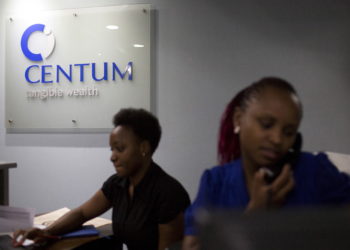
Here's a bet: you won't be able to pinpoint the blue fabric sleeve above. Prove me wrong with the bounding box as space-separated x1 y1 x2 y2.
184 169 214 235
315 153 350 204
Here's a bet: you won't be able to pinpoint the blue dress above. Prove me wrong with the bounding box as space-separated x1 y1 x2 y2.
185 152 350 235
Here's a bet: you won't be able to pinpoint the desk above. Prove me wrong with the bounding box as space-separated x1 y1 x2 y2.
0 162 17 205
37 224 113 250
30 208 113 250
0 224 112 250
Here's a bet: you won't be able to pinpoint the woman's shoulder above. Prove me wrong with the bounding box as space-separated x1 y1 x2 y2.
297 152 350 204
152 163 191 205
102 173 127 190
297 151 332 166
104 173 122 182
295 151 340 177
200 160 242 186
153 163 189 192
101 174 127 202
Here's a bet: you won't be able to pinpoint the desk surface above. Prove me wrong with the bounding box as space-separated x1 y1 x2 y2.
0 224 112 250
44 224 112 250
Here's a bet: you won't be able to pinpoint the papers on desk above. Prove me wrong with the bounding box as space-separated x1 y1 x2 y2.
0 206 111 248
0 205 35 233
85 216 112 228
34 207 112 228
34 207 70 226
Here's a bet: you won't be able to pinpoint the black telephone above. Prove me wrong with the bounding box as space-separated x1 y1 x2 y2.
264 132 302 184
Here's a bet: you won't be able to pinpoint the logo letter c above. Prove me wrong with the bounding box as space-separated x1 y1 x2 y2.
21 24 45 61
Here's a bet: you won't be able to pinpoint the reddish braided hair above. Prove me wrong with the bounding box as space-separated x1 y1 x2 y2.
217 77 301 165
217 89 245 165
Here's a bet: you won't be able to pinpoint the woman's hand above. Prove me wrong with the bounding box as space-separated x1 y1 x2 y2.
13 190 111 247
246 164 295 212
12 228 49 247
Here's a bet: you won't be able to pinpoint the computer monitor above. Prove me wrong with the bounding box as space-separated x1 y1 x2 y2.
197 206 350 250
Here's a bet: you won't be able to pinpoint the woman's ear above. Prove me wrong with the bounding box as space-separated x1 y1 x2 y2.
140 140 151 157
233 107 243 130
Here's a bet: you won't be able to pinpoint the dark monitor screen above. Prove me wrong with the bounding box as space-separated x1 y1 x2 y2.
197 206 350 250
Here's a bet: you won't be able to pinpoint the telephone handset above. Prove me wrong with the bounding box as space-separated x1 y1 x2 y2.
264 132 302 184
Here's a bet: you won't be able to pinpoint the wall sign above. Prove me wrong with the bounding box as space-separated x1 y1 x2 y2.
5 4 151 132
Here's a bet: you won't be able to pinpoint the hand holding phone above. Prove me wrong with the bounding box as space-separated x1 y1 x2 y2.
246 164 295 212
264 133 302 184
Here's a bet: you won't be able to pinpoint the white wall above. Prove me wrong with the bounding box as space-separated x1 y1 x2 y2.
1 0 350 216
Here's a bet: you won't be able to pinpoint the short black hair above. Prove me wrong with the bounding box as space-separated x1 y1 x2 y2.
113 108 161 154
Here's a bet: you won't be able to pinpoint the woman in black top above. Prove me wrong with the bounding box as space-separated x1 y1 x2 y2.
14 108 190 250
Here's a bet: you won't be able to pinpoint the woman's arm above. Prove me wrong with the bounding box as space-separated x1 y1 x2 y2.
158 213 185 250
46 190 111 235
13 190 111 246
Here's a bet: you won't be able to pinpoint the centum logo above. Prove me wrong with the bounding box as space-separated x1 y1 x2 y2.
21 23 133 84
21 24 55 61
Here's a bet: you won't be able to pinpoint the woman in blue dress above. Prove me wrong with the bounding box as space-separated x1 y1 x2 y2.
182 77 350 250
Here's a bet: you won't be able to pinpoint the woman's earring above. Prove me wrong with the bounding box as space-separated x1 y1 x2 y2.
234 126 240 134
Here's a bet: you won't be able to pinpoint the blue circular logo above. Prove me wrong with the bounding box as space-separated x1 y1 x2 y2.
21 24 55 62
